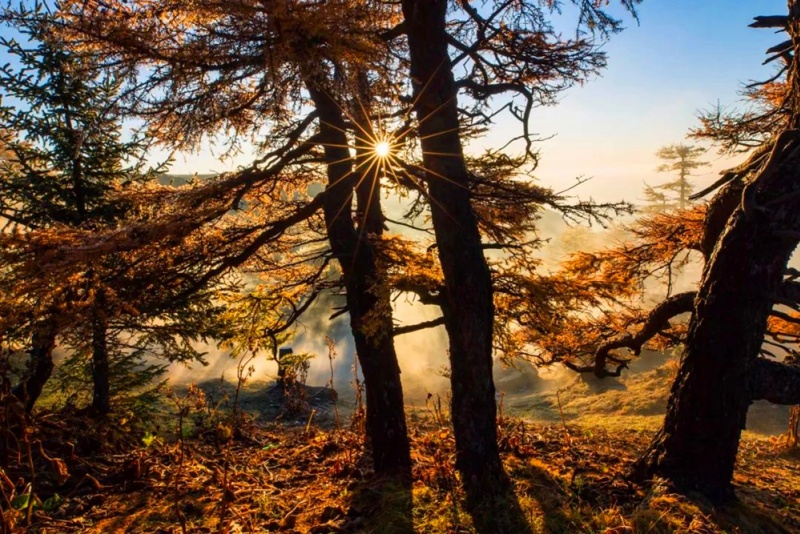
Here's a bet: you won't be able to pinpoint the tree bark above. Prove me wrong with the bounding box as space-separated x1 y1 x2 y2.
635 3 800 501
12 319 57 413
306 84 411 480
400 0 504 496
633 204 795 500
91 291 111 415
751 358 800 405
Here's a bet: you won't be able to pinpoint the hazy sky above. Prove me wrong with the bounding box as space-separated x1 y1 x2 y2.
490 0 786 203
156 1 785 204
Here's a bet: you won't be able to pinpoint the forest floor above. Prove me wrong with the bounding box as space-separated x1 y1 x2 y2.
1 404 799 533
2 357 799 533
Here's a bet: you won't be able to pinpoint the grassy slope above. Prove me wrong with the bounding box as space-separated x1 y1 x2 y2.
501 351 791 438
3 405 799 533
3 354 798 533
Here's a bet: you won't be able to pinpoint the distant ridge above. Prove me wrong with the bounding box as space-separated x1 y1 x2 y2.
158 173 216 187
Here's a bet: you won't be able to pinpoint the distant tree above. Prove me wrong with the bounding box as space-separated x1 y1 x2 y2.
644 143 708 211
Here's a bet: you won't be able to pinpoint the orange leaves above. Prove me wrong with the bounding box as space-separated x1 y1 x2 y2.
513 208 705 370
59 0 403 152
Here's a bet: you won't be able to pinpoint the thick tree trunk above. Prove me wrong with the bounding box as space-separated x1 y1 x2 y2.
12 320 57 413
635 145 800 502
91 296 111 415
401 0 504 495
635 4 800 501
306 85 411 480
634 206 794 500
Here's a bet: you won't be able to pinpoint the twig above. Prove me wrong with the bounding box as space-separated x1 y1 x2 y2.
556 389 572 446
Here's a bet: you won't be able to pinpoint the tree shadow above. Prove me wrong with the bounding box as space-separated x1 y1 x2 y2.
463 469 537 534
341 474 414 534
709 498 793 534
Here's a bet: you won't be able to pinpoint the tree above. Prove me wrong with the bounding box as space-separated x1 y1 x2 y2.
0 14 141 411
0 4 228 415
544 6 800 501
632 7 800 500
644 143 708 212
56 0 414 477
397 0 640 513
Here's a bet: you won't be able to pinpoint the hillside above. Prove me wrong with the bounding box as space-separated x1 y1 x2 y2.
2 407 797 533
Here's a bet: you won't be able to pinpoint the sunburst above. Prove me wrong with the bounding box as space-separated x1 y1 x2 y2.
312 74 471 269
374 140 391 158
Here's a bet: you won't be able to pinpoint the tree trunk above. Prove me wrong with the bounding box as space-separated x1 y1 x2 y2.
12 319 57 413
91 294 111 415
401 0 504 495
635 4 800 501
634 206 794 500
306 84 411 480
789 406 800 446
635 149 800 501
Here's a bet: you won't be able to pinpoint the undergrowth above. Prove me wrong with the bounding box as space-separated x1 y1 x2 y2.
1 395 798 534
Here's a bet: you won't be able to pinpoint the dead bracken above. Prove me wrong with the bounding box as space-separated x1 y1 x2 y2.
1 407 798 534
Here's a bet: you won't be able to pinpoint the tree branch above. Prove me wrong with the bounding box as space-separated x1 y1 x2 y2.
393 317 446 337
589 291 696 378
751 358 800 405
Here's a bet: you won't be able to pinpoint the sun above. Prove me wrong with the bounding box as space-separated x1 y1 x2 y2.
374 141 391 158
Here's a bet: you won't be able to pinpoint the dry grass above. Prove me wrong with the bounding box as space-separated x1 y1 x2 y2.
2 406 798 534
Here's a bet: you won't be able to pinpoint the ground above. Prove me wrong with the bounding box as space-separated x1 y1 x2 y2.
1 357 798 533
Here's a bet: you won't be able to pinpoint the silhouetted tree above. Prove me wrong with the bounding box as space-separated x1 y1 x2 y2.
397 0 640 514
546 6 800 501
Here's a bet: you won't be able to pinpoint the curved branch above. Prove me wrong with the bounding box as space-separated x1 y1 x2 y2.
590 291 696 378
393 317 445 337
752 358 800 405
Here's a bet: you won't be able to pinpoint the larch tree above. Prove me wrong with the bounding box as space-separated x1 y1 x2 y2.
396 0 640 510
643 143 708 211
56 0 415 477
543 5 800 501
633 5 800 500
46 0 641 496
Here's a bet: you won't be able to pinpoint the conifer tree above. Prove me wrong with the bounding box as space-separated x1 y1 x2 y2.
0 12 143 411
644 143 708 211
0 6 223 414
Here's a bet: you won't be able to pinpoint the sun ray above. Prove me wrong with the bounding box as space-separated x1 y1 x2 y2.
420 151 462 157
385 162 461 227
314 153 358 168
316 142 356 150
327 169 359 230
345 158 383 271
396 57 449 128
354 160 383 266
417 126 463 141
403 161 469 191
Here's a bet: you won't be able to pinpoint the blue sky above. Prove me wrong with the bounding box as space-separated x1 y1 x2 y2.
1 1 784 205
158 1 786 203
514 0 786 203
